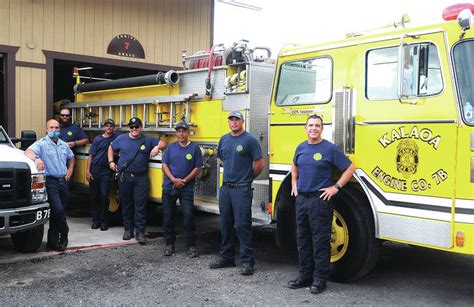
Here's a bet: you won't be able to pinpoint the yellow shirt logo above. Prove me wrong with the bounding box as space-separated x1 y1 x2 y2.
313 152 322 161
140 145 146 150
186 153 193 160
67 131 73 136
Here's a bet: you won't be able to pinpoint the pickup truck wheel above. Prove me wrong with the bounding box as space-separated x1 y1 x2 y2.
11 224 44 253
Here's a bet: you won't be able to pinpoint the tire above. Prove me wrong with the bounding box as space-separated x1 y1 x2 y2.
275 176 297 251
108 181 122 226
11 224 44 253
275 180 380 282
329 186 381 282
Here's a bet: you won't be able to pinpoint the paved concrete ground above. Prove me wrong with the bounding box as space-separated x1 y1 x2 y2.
0 191 219 264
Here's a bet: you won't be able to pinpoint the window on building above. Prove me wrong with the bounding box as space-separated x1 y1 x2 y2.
275 57 332 106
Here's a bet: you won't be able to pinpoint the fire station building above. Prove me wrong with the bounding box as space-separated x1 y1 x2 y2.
0 0 214 136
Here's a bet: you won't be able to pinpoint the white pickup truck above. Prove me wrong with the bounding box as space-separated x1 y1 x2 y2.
0 126 49 252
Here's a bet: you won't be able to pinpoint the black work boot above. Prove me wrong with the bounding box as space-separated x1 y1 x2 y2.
240 263 254 275
310 280 327 294
136 233 147 245
123 230 134 240
209 258 236 269
288 276 312 289
164 244 175 256
187 246 199 258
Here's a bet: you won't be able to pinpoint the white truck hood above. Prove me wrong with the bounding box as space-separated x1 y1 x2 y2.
0 144 40 173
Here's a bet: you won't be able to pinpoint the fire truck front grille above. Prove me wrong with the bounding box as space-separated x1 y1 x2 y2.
0 162 31 209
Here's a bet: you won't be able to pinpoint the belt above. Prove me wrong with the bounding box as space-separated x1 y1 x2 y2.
46 176 66 182
124 171 147 177
298 191 323 198
222 182 251 188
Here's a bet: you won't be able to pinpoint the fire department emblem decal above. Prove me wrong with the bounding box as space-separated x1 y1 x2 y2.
396 139 418 178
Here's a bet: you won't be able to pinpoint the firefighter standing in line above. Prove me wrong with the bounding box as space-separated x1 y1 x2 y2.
86 119 117 231
288 114 355 294
108 117 167 245
58 107 89 153
161 121 203 258
209 110 265 276
25 119 75 251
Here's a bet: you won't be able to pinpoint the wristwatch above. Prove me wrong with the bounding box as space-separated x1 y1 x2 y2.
334 182 341 190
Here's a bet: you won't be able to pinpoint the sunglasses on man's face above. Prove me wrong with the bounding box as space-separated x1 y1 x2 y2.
60 114 71 117
129 126 140 130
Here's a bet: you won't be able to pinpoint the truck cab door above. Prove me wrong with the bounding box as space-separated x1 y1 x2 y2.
355 31 457 249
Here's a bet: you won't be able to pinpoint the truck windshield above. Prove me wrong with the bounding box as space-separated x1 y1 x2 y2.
275 57 332 106
453 40 474 125
0 128 8 144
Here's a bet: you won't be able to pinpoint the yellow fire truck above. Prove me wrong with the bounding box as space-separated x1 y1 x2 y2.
67 3 474 282
271 3 474 282
68 40 276 226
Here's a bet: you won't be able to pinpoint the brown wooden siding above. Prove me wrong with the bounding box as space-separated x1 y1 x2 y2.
1 0 212 66
0 0 213 135
15 67 47 134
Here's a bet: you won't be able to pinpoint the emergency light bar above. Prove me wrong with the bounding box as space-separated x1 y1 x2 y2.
442 3 474 21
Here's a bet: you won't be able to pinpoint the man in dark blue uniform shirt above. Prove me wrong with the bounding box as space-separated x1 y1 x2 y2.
108 117 167 245
58 107 89 152
209 110 265 275
86 119 118 231
162 121 203 258
288 114 355 294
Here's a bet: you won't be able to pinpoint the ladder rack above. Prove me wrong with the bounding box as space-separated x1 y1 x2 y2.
63 94 197 134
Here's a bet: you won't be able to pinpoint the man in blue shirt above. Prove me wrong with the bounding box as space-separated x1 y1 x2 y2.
86 119 118 231
25 119 75 251
161 121 203 258
108 117 167 245
288 114 355 294
58 107 89 152
209 110 265 275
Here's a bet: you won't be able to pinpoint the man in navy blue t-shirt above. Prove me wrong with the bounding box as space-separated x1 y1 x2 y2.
288 114 355 294
108 117 167 245
86 119 118 231
58 107 89 153
209 110 265 276
161 121 203 258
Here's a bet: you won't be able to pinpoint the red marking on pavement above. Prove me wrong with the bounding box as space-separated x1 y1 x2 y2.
0 237 162 265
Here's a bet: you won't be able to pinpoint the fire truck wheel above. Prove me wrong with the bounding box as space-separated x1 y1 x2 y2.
11 224 44 253
275 177 297 251
329 186 381 282
108 182 122 225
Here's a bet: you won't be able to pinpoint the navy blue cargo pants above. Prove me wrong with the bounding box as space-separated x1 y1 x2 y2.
162 187 196 247
46 178 69 246
119 173 149 235
295 191 333 282
218 184 254 265
89 167 112 226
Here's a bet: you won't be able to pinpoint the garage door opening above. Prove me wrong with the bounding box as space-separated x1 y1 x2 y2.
53 59 158 112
